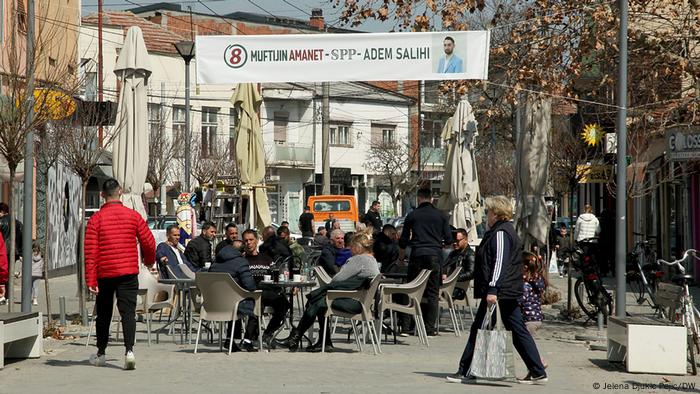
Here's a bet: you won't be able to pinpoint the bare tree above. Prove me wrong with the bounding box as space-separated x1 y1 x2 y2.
187 134 233 188
0 0 78 310
364 140 424 213
35 121 66 324
474 144 517 198
56 106 120 321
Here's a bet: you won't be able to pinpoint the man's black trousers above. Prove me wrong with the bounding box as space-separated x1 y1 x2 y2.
407 254 442 333
95 274 138 355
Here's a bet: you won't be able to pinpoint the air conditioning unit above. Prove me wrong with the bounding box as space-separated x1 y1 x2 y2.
269 175 280 182
366 178 375 188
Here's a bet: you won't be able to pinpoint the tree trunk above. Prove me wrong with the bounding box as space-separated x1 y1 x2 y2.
77 179 88 324
42 186 52 324
6 168 16 312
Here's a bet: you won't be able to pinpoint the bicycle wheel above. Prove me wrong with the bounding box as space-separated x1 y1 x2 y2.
574 278 597 320
627 273 646 305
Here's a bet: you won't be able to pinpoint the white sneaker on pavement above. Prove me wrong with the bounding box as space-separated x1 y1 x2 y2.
89 354 106 367
124 351 136 370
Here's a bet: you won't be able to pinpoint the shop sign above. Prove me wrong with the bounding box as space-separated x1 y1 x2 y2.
667 131 700 160
577 164 613 183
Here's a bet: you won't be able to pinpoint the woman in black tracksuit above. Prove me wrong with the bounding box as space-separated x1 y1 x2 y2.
446 195 548 385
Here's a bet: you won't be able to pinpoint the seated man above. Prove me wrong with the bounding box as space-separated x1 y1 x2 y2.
277 226 306 274
184 221 216 269
373 224 400 272
214 222 239 257
156 225 200 279
241 229 290 349
313 226 329 247
209 239 260 352
259 226 292 266
442 228 475 300
318 229 348 277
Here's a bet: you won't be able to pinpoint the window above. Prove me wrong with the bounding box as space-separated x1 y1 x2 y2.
229 108 238 160
313 201 351 212
371 124 395 145
148 103 162 136
172 105 186 156
17 0 27 33
201 106 219 157
382 128 394 144
84 71 97 101
330 123 351 147
422 119 443 149
273 111 288 143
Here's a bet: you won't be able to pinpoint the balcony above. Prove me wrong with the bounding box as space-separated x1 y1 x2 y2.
421 147 445 166
268 143 314 168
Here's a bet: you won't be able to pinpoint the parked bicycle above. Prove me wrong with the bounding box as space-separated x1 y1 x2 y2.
657 249 700 375
568 237 614 323
626 237 663 308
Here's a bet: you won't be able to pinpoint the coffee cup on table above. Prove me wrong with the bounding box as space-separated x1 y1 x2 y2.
263 275 272 282
293 274 301 282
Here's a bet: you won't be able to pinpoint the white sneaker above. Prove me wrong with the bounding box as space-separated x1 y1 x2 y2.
0 296 6 305
124 351 136 370
89 353 106 367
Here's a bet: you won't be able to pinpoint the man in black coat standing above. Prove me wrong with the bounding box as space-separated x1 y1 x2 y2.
446 196 547 385
364 201 383 231
399 189 452 337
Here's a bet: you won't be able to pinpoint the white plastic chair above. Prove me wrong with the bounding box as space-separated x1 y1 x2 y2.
437 267 462 336
194 272 263 355
378 269 431 347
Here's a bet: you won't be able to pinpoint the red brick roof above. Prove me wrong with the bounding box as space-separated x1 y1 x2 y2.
552 98 578 116
82 11 186 55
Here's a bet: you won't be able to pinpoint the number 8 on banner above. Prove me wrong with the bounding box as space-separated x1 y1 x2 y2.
224 44 248 69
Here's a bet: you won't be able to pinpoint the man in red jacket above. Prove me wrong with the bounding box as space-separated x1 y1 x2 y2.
85 178 155 370
0 234 8 305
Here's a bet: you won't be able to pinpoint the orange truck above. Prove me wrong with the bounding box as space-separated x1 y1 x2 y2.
307 195 358 233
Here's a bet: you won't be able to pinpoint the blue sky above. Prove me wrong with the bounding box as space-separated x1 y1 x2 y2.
80 0 393 32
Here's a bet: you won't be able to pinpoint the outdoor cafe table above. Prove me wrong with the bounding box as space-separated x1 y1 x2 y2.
158 277 195 344
260 280 317 344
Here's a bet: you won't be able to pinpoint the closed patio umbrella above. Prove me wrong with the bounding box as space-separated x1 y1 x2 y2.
438 99 483 243
231 83 271 229
515 95 551 249
112 26 151 218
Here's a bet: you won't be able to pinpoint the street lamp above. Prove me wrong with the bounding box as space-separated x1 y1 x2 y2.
174 40 195 191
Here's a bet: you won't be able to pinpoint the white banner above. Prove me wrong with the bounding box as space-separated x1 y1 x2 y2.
196 31 490 84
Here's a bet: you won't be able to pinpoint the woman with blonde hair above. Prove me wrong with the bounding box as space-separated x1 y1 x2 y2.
288 230 379 352
447 195 547 384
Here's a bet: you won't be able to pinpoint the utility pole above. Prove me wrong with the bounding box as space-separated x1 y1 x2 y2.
321 82 330 195
21 0 35 312
417 81 423 183
615 0 629 318
98 0 104 146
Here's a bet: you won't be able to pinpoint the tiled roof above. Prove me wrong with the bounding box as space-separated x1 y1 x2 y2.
82 11 186 55
552 98 578 116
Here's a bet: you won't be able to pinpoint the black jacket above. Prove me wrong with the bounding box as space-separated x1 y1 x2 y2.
318 244 340 276
373 232 399 266
184 236 213 269
364 210 382 231
399 202 452 257
214 238 235 257
443 246 475 282
259 235 292 263
473 220 523 300
209 247 257 316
